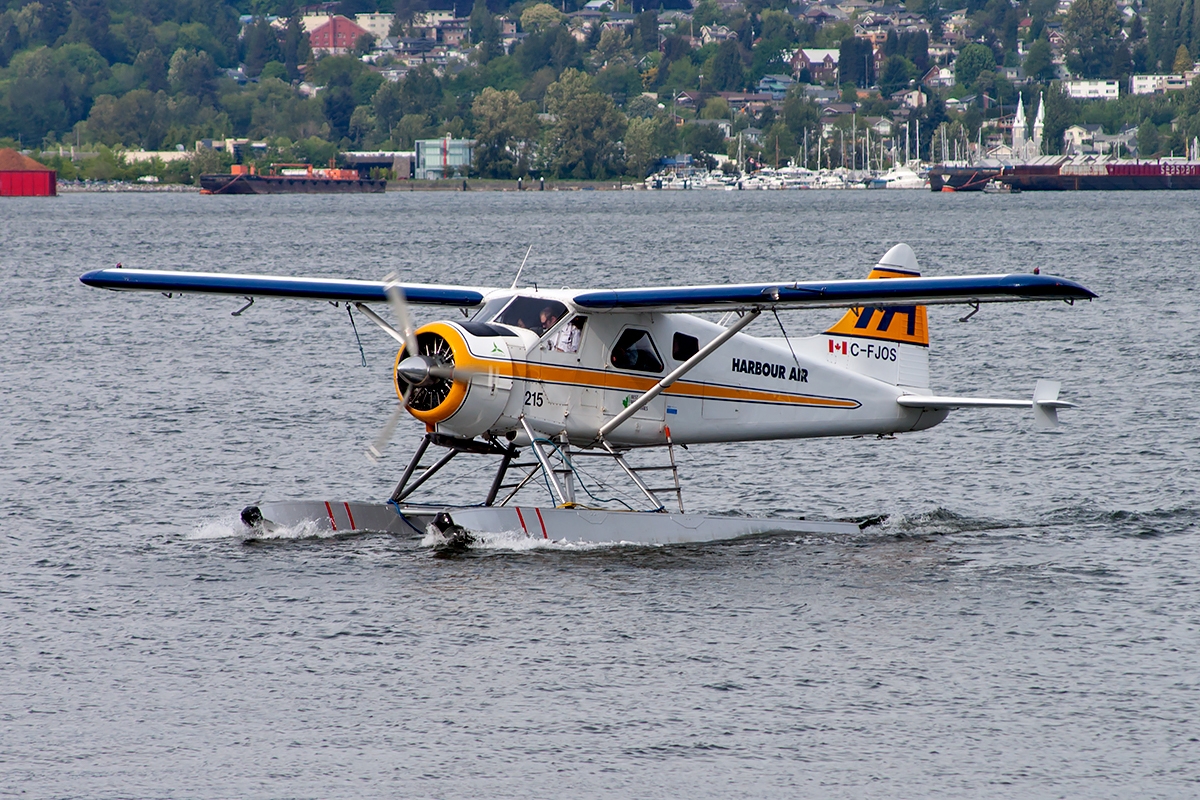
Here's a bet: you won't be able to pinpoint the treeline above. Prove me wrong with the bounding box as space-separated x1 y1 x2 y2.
2 0 1200 181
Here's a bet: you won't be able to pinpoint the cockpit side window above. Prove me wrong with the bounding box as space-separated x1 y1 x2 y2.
492 296 567 336
610 329 664 373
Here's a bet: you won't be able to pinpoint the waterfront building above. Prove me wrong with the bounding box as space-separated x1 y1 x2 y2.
414 137 474 180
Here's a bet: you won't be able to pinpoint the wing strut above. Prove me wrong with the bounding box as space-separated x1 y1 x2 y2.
597 308 763 441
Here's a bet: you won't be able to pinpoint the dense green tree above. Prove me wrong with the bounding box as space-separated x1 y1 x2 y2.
282 14 309 80
838 36 875 87
168 48 216 102
625 94 660 118
622 114 662 176
134 47 169 92
634 10 658 54
520 4 564 33
243 17 283 77
707 39 745 91
469 0 500 63
954 42 996 88
544 68 626 178
85 89 170 147
65 0 112 59
323 86 355 140
878 54 916 97
471 86 538 177
1063 0 1124 78
1023 37 1055 82
1138 117 1161 155
0 13 19 68
1174 44 1194 72
681 121 725 164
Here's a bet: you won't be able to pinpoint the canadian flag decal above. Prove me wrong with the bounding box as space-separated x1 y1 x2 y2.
828 339 848 354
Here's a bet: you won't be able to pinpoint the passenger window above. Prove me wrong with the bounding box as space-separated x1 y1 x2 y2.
611 329 664 373
672 332 699 361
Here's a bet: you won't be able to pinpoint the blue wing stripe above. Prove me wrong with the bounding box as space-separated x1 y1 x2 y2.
79 269 485 307
573 274 1096 310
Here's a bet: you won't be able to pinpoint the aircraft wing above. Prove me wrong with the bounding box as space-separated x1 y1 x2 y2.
79 268 487 308
572 273 1096 313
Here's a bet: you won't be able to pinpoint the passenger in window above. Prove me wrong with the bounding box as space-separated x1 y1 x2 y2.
552 317 584 352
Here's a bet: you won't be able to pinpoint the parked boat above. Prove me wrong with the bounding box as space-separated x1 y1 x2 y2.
982 179 1019 194
867 164 927 189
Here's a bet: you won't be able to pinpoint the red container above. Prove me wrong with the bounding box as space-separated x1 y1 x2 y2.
0 169 57 196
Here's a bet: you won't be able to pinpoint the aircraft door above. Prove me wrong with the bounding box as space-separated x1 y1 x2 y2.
527 312 602 434
603 327 667 433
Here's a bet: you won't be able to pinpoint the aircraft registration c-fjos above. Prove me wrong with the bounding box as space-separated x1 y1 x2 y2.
81 244 1096 547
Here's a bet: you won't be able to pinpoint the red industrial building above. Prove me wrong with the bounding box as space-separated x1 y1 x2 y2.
0 148 56 196
308 15 369 56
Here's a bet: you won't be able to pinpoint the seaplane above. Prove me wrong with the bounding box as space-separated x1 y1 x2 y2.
80 244 1095 547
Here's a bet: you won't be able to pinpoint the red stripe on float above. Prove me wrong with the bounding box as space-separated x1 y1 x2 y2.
324 501 338 531
533 507 548 539
344 502 356 530
515 507 529 535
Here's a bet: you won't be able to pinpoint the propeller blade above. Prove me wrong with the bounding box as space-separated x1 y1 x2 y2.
384 273 419 357
366 388 411 462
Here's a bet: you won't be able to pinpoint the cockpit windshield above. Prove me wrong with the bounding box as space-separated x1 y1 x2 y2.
471 296 513 322
491 296 568 336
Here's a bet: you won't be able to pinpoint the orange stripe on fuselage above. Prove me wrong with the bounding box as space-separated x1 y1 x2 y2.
450 344 860 410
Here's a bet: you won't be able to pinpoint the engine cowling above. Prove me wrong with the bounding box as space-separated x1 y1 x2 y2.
393 321 517 439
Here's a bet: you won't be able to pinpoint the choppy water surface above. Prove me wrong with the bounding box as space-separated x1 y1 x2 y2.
3 190 1199 798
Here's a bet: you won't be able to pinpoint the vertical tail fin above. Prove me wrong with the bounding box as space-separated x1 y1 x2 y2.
823 244 930 389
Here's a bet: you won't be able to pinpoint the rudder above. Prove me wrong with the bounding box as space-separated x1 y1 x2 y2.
822 243 930 389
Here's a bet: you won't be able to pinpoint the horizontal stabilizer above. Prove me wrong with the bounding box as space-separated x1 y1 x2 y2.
898 380 1075 427
79 269 486 308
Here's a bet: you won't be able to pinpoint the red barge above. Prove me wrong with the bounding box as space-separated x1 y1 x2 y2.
200 163 386 194
999 156 1200 190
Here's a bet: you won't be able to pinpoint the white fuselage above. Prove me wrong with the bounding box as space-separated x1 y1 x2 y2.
428 293 947 448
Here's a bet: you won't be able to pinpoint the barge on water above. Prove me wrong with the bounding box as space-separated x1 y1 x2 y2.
927 162 1003 192
200 163 387 194
999 156 1200 190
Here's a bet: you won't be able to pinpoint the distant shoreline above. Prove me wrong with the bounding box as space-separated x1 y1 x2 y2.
54 178 643 193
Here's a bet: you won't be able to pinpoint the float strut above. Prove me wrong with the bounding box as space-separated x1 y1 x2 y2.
390 433 431 501
485 443 518 506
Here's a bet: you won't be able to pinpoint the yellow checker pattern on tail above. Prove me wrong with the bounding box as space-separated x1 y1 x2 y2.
823 267 929 347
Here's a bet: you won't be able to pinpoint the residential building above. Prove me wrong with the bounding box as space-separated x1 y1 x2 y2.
1129 73 1193 95
716 92 777 115
757 74 795 98
792 48 840 83
699 25 738 45
355 13 395 40
1063 79 1119 100
922 66 954 88
301 11 334 33
891 88 926 108
1063 123 1103 152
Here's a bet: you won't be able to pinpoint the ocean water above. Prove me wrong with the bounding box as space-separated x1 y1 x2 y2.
2 189 1198 798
